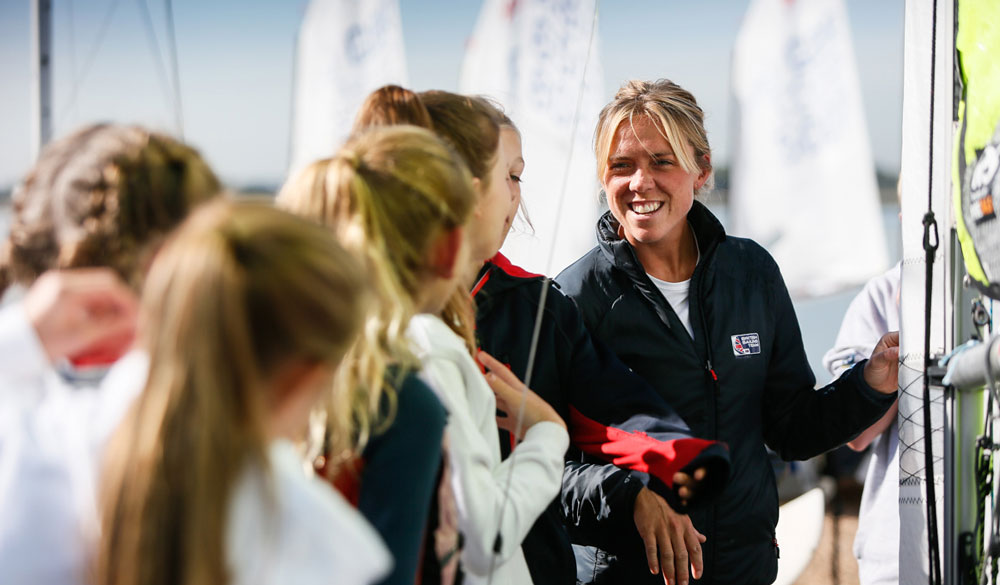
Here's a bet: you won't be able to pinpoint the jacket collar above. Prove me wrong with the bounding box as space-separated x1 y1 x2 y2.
596 199 726 275
472 253 546 314
595 200 726 329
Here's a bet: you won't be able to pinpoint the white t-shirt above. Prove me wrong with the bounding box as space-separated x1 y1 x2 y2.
227 440 391 585
647 275 694 340
647 226 699 340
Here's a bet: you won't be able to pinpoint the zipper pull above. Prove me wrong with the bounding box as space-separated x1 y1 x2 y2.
706 359 718 381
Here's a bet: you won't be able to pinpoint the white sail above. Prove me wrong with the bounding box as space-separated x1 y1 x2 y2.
288 0 408 178
460 0 604 276
898 0 954 582
729 0 888 298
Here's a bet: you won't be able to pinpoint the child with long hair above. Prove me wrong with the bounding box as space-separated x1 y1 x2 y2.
408 94 572 584
276 125 452 585
96 200 387 585
282 123 568 585
0 123 220 584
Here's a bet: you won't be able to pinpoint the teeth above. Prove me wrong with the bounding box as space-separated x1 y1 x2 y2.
631 201 662 214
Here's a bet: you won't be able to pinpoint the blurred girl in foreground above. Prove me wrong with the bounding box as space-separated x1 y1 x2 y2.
96 200 388 585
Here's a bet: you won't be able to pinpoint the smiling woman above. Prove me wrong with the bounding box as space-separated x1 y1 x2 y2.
556 78 901 585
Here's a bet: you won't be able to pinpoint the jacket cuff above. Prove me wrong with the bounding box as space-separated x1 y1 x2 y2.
847 359 898 404
524 420 571 455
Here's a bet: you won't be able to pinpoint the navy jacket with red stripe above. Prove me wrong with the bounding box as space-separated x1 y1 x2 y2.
473 253 731 585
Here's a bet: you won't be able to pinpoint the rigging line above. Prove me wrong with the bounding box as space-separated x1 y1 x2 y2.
67 0 80 125
135 0 176 133
485 278 551 585
485 2 600 583
542 0 600 277
163 0 184 138
56 0 121 128
920 0 942 581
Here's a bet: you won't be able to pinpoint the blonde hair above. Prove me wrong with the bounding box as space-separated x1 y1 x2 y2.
277 125 476 461
594 79 713 195
96 200 366 585
0 123 220 295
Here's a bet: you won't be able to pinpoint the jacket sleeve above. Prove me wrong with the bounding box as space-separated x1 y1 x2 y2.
761 261 897 460
560 459 645 549
418 350 569 577
554 290 730 515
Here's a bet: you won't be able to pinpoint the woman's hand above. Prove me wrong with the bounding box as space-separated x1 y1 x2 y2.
477 350 566 438
863 331 900 394
633 486 705 585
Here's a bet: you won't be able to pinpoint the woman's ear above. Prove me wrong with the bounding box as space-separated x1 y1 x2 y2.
428 227 464 279
696 154 712 190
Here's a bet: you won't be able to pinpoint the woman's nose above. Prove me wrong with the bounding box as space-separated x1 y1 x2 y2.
630 167 653 193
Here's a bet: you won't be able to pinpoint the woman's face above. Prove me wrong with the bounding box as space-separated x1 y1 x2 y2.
500 127 524 243
602 115 709 249
468 138 513 263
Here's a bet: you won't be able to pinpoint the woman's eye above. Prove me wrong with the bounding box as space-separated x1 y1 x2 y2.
609 162 629 170
509 174 522 184
654 158 673 166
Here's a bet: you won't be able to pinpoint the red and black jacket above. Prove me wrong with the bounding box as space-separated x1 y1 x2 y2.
473 252 731 585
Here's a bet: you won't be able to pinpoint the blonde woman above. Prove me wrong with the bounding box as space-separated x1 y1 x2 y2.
556 79 900 585
96 200 387 585
0 123 219 584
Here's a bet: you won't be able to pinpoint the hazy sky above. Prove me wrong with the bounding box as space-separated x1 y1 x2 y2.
0 0 903 188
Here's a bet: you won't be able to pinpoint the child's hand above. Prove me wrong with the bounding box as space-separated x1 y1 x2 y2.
673 467 708 507
24 269 138 362
477 350 566 438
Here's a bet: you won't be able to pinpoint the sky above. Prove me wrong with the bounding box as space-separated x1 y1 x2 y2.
0 0 904 189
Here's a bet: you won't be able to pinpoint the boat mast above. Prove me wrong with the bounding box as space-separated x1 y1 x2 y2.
30 0 53 158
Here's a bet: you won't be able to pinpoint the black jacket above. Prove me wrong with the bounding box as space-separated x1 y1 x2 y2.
555 202 896 585
474 253 731 585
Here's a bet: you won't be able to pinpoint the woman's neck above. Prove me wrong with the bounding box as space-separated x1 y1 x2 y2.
629 222 698 283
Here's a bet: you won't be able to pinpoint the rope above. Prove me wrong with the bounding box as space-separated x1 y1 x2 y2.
485 2 600 582
134 0 175 131
542 0 599 276
56 0 121 128
164 0 184 138
920 0 942 582
485 279 550 584
66 0 80 125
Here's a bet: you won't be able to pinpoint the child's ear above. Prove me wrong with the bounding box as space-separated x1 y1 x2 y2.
428 227 464 279
470 177 485 218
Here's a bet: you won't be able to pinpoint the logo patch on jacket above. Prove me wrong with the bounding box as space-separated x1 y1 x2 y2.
731 333 761 356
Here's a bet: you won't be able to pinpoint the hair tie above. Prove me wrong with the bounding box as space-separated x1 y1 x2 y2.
340 150 362 171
